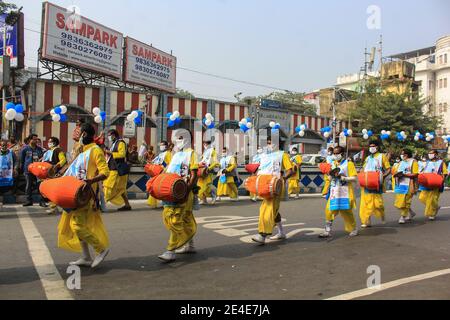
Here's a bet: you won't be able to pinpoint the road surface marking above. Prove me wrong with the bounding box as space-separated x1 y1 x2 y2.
17 210 73 300
326 268 450 300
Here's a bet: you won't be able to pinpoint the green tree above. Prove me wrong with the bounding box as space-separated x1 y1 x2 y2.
176 88 195 99
350 79 442 157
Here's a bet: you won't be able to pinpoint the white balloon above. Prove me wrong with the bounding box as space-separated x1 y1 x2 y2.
205 119 212 126
127 114 133 122
93 107 101 116
324 132 330 138
362 129 368 135
299 130 305 137
94 115 102 124
14 113 24 122
205 113 213 120
381 130 386 135
50 109 56 116
246 122 253 129
414 136 420 141
269 121 276 128
131 111 139 119
426 137 432 142
340 132 345 137
52 114 61 122
170 115 177 121
241 118 248 124
363 134 369 140
300 125 306 131
173 111 180 118
60 105 68 114
400 131 405 136
386 131 391 136
347 129 353 136
4 110 15 121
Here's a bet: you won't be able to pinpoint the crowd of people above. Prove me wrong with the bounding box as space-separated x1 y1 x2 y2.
0 122 448 268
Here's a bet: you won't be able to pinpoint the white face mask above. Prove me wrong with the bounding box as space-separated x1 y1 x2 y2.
160 146 167 152
369 147 377 154
108 136 114 143
328 152 333 156
428 154 435 160
222 153 227 157
175 139 184 150
48 143 54 149
291 151 297 155
401 155 407 161
257 149 263 154
335 154 343 161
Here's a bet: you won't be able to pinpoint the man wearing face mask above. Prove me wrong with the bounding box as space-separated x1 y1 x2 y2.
57 123 111 268
319 147 358 238
158 132 199 262
394 149 419 224
252 137 295 244
418 150 448 221
321 147 335 198
391 157 401 191
147 141 172 209
288 147 303 199
103 130 132 212
0 140 18 209
198 140 219 205
250 148 264 202
217 147 239 201
359 141 391 228
43 137 67 215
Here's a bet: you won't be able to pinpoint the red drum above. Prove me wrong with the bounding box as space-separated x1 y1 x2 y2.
319 163 332 175
418 173 444 189
39 176 93 209
245 175 282 199
28 162 55 180
144 164 164 177
148 173 188 203
358 172 382 191
245 163 260 174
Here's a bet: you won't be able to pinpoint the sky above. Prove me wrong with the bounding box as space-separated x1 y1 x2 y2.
10 0 450 101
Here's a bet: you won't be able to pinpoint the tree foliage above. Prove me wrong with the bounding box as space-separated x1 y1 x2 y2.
176 88 195 99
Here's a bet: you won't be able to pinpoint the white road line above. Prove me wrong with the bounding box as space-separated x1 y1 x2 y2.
16 210 73 300
326 268 450 300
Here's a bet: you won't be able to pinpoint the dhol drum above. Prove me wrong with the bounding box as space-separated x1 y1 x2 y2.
319 163 332 175
147 173 188 203
144 164 164 177
245 174 282 199
358 172 382 191
245 163 260 174
28 162 56 180
418 173 444 189
39 176 93 209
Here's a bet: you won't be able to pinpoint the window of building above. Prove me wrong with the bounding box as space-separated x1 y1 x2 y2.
429 80 433 91
445 78 448 88
439 55 443 64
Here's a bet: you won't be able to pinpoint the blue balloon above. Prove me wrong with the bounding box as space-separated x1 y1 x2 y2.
367 130 373 137
175 117 182 125
6 102 15 110
246 118 252 123
54 107 62 114
274 124 281 130
60 114 67 122
295 127 301 133
166 112 173 118
100 111 106 117
208 123 215 129
14 104 24 113
168 120 175 127
134 118 142 125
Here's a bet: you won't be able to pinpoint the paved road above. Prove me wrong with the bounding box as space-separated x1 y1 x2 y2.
1 192 450 300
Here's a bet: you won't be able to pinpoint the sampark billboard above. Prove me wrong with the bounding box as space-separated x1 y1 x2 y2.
124 37 177 93
40 2 123 78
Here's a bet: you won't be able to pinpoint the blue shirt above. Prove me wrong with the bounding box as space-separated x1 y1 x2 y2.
20 145 44 174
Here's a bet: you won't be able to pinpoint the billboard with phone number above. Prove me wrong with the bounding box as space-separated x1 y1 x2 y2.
0 13 24 69
124 37 176 93
41 2 123 78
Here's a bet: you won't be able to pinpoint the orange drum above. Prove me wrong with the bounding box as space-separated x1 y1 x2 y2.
245 175 282 199
418 173 444 189
319 163 332 175
144 164 164 177
28 162 55 180
148 173 188 203
358 172 382 191
39 176 93 209
245 163 260 174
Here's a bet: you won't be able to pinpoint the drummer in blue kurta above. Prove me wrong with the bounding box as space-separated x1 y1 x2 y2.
359 140 391 228
217 147 239 201
319 147 358 238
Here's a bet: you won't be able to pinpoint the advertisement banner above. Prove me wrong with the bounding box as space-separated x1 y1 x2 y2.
0 13 24 69
41 2 123 78
124 37 176 93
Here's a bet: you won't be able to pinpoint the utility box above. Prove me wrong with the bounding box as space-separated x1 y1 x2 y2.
381 61 415 80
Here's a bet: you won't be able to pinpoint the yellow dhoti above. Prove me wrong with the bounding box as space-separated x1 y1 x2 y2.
419 190 441 218
288 177 300 195
322 175 331 196
162 192 197 251
258 184 283 235
198 174 213 199
103 170 128 206
395 193 414 217
217 176 238 199
147 195 159 208
57 201 109 254
325 188 357 234
359 190 385 225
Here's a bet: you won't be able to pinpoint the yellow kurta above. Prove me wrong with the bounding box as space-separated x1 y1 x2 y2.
104 140 128 207
163 150 199 251
259 153 293 235
391 163 400 191
198 149 219 200
57 143 110 254
217 156 238 199
288 155 302 195
359 153 391 225
147 151 173 208
394 160 419 217
325 161 358 233
419 162 448 217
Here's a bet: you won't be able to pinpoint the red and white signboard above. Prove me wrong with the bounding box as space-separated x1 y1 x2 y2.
124 37 176 93
41 2 123 78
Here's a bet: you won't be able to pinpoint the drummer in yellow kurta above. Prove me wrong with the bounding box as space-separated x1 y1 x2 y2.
394 149 419 224
288 147 302 199
217 147 239 201
103 129 132 211
158 132 199 263
57 123 111 268
252 138 294 244
418 150 448 221
359 141 391 228
319 146 358 238
198 140 219 205
147 141 172 208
